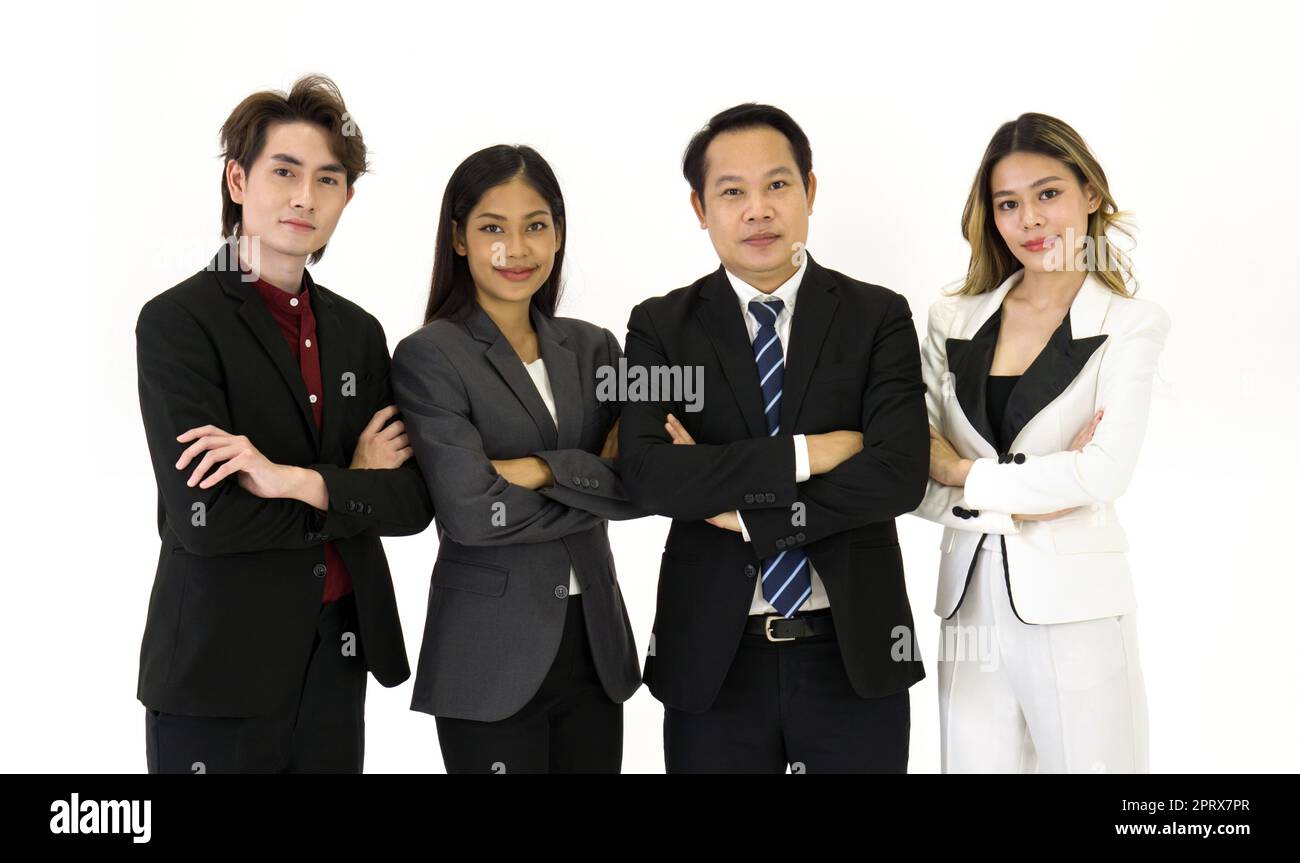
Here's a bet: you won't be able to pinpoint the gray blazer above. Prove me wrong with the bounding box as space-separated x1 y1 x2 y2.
392 301 645 722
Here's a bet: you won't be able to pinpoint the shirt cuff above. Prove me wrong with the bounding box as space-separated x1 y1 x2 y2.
736 510 751 543
793 434 810 483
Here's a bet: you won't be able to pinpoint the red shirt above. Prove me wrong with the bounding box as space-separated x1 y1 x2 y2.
251 274 354 604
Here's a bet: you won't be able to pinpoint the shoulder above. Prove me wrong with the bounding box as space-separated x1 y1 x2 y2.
813 261 902 310
136 267 221 331
630 270 715 321
1106 291 1171 338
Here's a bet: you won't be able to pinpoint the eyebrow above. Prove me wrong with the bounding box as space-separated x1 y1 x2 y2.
712 166 795 187
268 153 345 174
474 210 552 220
992 175 1063 198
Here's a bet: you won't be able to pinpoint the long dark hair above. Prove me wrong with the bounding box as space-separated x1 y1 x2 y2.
423 145 567 324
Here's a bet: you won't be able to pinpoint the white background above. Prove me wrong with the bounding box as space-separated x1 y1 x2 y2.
3 0 1296 772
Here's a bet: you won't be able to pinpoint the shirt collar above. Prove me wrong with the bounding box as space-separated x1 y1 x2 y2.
724 254 808 318
250 272 309 314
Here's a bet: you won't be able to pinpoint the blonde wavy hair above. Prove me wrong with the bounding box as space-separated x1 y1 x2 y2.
957 113 1135 297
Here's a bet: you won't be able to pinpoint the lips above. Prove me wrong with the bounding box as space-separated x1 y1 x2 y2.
744 232 780 246
1022 235 1055 252
496 266 536 282
281 219 315 231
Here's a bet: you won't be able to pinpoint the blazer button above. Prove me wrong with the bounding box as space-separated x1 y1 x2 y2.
365 504 373 514
572 476 582 486
346 500 356 511
554 585 568 599
590 479 600 489
775 538 787 550
743 493 755 504
969 509 981 517
764 493 776 503
952 506 963 518
1014 453 1026 464
581 478 590 488
795 532 806 542
743 564 757 578
786 535 796 546
305 532 315 542
313 563 327 578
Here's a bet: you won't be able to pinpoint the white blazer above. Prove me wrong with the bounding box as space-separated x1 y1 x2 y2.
911 269 1171 625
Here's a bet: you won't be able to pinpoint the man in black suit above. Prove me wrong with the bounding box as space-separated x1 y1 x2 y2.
135 75 434 773
618 104 929 772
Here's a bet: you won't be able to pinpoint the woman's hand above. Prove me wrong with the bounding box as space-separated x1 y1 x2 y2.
664 413 742 532
929 425 972 487
600 417 620 459
491 456 555 490
1011 409 1104 521
350 405 412 469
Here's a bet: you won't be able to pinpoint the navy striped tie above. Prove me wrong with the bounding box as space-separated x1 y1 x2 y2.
748 298 811 618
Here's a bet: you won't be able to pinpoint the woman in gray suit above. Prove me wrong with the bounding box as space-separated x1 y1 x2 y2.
391 145 645 773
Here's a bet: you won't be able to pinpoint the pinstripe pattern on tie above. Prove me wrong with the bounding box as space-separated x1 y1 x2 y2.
747 298 811 617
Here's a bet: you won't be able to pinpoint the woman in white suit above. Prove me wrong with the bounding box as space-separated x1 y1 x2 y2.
912 113 1171 773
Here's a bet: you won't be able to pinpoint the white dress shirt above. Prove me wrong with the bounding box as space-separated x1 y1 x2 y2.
523 356 581 596
723 257 829 615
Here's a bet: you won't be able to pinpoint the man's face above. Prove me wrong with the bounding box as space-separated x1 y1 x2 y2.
691 126 815 288
225 121 354 262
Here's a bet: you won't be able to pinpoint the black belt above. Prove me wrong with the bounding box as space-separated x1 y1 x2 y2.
744 609 835 642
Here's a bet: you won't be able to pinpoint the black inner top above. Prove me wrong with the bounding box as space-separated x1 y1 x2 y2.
987 374 1021 452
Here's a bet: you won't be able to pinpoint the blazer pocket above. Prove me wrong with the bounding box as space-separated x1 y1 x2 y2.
432 556 509 596
1049 521 1130 554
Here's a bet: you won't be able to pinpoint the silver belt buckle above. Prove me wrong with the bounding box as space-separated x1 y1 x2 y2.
764 614 796 642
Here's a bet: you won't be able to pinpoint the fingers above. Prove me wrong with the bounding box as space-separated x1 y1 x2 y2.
187 444 240 488
364 405 400 435
665 412 695 445
378 419 405 441
177 433 233 471
176 424 228 443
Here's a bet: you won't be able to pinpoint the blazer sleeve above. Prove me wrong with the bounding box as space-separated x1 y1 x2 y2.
736 291 931 558
909 299 1020 535
307 315 436 539
534 327 651 521
616 301 800 520
136 297 368 556
391 330 606 546
963 302 1172 514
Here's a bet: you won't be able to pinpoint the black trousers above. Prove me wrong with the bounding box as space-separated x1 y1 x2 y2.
435 595 623 773
144 591 368 773
664 611 911 773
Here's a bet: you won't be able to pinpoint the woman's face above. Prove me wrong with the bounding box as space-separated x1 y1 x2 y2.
453 176 561 307
989 151 1099 274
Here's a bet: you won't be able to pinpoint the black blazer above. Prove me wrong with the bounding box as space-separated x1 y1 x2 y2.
617 254 929 713
135 242 434 717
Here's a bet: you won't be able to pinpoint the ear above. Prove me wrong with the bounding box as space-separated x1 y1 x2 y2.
451 219 467 256
1084 182 1101 214
225 159 246 205
689 189 706 228
805 170 818 215
344 184 356 208
553 221 563 254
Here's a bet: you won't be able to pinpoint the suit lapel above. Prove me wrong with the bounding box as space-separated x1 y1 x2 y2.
212 240 321 452
780 255 837 432
306 270 345 459
466 301 563 450
946 271 1112 453
533 305 581 450
697 266 769 439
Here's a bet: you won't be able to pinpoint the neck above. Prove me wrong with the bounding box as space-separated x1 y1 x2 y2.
1013 267 1087 310
476 290 533 340
730 260 797 294
239 234 306 295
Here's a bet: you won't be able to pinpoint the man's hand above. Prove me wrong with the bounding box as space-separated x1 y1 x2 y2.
351 405 412 469
600 417 620 459
663 413 744 534
805 430 863 474
175 424 292 497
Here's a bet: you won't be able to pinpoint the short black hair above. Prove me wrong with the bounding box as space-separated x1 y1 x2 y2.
682 103 813 208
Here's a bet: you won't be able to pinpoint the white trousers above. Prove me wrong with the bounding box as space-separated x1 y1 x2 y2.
938 541 1149 773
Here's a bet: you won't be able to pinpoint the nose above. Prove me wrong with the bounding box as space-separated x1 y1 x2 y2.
505 228 527 259
291 176 316 213
744 190 776 223
1020 201 1043 231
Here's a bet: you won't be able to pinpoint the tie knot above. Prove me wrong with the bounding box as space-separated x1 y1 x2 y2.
748 298 784 326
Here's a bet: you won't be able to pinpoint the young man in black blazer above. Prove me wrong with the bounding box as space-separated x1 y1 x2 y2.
618 104 930 773
135 75 434 773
